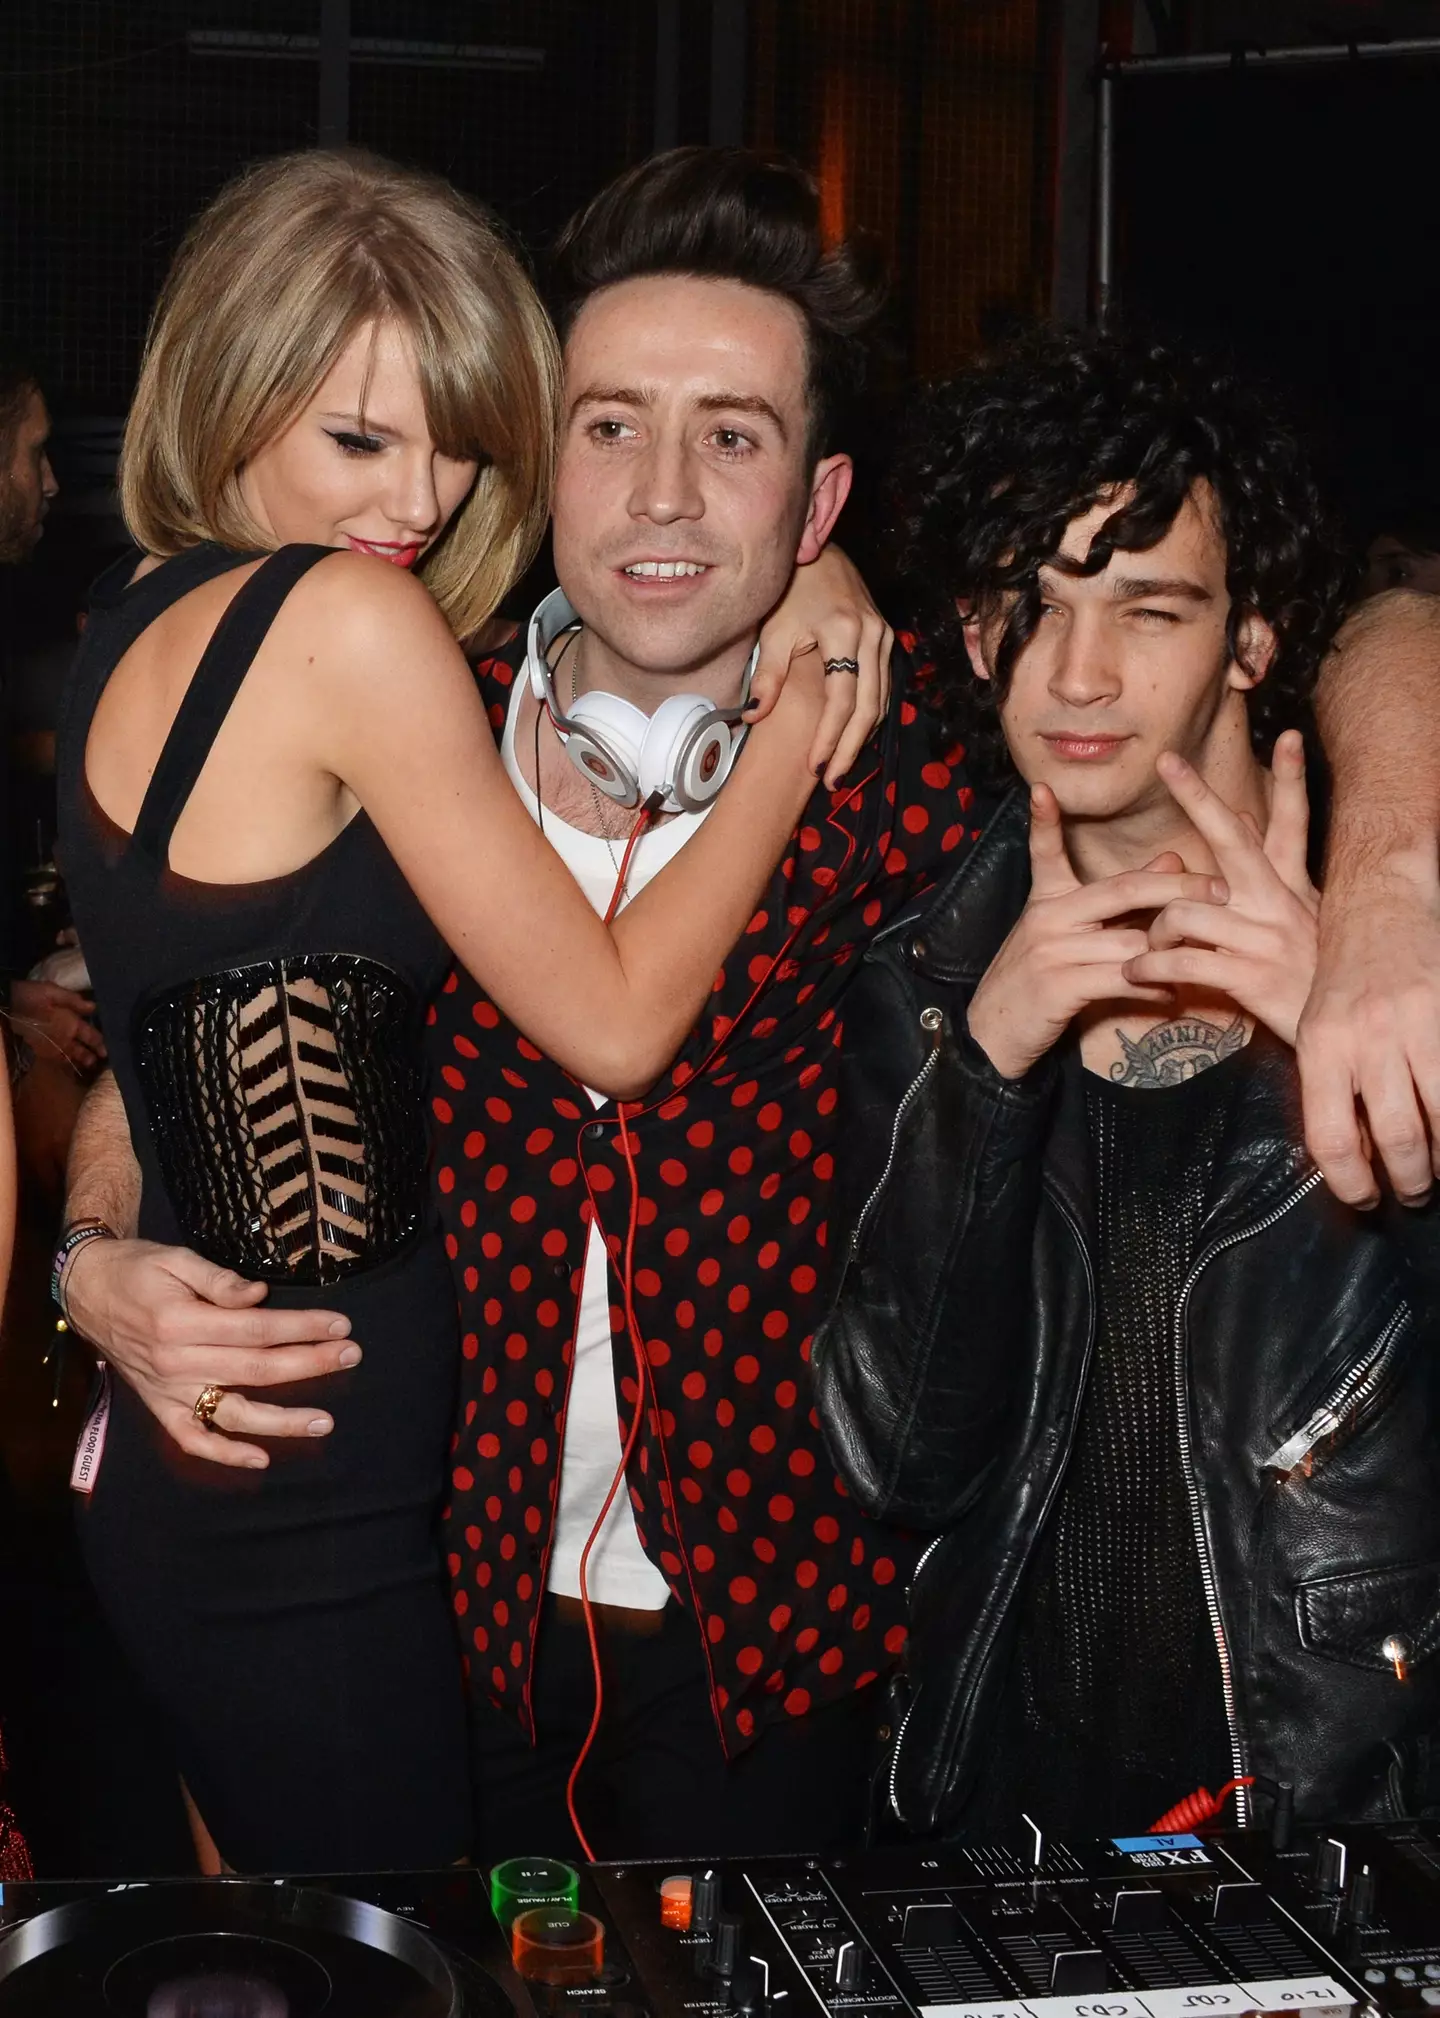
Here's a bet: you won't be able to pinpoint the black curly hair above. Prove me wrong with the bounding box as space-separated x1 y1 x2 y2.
891 328 1356 784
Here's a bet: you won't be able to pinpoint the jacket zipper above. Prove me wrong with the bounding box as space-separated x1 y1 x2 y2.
1263 1302 1413 1476
849 1006 945 1258
1172 1169 1324 1827
886 1535 946 1817
887 1189 1098 1824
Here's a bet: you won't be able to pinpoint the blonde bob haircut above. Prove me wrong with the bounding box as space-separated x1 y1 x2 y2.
120 148 559 642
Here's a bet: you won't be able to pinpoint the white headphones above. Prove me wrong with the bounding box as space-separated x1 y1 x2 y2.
525 589 756 816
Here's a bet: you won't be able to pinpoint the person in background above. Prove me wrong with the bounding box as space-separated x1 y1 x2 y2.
0 358 56 568
817 330 1440 1841
1364 497 1440 598
0 356 104 1079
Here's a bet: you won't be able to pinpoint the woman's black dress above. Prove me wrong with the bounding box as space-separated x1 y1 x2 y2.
57 543 470 1870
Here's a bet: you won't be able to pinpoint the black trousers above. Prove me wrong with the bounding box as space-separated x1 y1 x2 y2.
469 1598 885 1861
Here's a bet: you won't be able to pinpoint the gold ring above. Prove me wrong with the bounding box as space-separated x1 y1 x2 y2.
192 1384 225 1429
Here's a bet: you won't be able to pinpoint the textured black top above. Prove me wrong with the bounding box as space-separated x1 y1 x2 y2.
57 544 449 1288
966 1050 1244 1840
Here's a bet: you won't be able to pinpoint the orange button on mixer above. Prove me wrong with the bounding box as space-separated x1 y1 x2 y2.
659 1875 693 1931
512 1907 606 1986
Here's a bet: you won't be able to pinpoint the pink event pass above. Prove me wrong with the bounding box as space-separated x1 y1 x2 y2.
70 1368 111 1495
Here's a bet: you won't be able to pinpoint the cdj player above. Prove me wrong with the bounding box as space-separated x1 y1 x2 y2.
2 1818 1440 2017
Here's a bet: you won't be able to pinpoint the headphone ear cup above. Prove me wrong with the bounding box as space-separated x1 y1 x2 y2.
638 695 720 808
565 691 650 805
671 717 736 812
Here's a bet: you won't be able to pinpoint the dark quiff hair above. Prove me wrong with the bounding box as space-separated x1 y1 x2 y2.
548 146 886 461
892 328 1355 783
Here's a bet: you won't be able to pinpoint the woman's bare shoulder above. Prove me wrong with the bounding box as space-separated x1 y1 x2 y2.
277 549 468 721
288 547 454 649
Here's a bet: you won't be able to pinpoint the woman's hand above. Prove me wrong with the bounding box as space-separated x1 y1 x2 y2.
1125 735 1319 1047
749 545 893 788
967 783 1223 1080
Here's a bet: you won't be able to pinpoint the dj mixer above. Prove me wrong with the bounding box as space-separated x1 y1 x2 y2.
2 1817 1440 2017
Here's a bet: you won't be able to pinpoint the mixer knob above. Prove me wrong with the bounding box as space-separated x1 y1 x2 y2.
833 1940 864 1995
1345 1863 1377 1926
1314 1836 1348 1895
1050 1950 1107 1995
730 1955 770 2016
693 1869 722 1933
709 1912 743 1979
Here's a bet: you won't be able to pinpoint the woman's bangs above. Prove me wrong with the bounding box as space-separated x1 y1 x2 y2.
397 283 510 471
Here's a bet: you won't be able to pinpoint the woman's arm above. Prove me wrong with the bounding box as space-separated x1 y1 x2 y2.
1302 589 1440 1208
314 556 847 1098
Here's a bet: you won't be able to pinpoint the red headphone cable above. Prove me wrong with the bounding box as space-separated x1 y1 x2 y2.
561 765 876 1855
1147 1776 1253 1834
564 804 657 1860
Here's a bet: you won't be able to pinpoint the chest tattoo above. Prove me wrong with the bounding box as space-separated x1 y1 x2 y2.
1110 1010 1246 1088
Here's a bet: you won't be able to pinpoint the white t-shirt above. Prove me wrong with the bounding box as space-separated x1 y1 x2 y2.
499 669 710 1606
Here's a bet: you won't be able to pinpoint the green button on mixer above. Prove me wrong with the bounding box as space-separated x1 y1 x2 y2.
490 1856 581 1930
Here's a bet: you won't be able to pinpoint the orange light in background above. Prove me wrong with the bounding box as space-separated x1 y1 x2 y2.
817 74 849 245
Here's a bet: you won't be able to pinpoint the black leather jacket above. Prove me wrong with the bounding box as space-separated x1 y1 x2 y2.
815 788 1440 1836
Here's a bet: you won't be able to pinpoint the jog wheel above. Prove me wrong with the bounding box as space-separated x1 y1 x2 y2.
0 1879 515 2018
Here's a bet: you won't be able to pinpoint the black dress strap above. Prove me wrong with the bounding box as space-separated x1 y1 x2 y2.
56 544 257 786
131 544 333 864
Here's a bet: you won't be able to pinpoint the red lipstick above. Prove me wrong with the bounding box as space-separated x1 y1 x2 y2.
343 536 424 569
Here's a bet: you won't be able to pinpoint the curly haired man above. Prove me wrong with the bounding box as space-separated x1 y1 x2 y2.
818 331 1440 1841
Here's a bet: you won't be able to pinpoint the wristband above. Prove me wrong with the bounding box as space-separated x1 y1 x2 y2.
51 1219 118 1323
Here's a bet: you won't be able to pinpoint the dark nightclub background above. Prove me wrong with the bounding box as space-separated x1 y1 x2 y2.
1 0 1439 1875
1113 37 1440 529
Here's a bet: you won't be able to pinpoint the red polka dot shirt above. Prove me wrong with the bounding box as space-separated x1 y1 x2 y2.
431 631 985 1754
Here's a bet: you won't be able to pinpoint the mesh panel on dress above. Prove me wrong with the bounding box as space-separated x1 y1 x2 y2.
134 952 427 1285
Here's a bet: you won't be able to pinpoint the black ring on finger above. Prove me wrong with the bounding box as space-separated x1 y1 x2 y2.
823 657 861 676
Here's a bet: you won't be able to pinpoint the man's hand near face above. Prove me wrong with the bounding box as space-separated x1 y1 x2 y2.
1126 734 1320 1047
966 784 1224 1081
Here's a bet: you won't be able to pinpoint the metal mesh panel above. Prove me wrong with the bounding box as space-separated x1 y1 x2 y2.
749 0 1050 377
346 0 653 255
0 1 317 411
0 0 653 416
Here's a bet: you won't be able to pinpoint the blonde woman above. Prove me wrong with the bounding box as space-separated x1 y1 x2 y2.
55 150 875 1872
